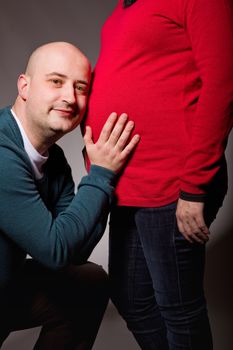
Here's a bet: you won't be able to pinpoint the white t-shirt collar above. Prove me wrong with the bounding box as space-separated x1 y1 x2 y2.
11 109 48 179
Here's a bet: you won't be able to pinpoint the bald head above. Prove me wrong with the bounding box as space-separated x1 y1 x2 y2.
13 41 92 153
25 42 91 77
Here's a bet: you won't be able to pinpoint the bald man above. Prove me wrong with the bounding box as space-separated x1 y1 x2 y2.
0 42 140 349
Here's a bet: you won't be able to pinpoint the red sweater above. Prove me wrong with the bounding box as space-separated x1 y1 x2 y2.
84 0 233 207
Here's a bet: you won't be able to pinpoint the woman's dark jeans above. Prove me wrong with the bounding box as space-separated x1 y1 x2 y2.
109 201 220 350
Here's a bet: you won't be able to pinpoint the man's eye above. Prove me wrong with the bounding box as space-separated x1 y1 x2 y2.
50 79 62 86
76 84 88 94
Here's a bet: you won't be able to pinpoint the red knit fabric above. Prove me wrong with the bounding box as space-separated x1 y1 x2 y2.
84 0 233 207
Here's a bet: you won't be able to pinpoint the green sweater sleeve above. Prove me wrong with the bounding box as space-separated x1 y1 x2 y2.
0 141 116 269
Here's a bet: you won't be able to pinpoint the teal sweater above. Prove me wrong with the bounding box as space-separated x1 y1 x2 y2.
0 107 116 288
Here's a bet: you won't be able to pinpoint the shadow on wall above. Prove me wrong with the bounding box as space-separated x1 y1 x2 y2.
205 134 233 350
206 233 233 350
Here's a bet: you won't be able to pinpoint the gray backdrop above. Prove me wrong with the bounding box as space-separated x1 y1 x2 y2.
0 1 232 349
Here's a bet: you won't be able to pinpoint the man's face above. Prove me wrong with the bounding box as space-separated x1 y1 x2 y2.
23 46 91 140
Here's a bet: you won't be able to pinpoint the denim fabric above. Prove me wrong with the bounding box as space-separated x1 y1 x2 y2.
109 201 219 350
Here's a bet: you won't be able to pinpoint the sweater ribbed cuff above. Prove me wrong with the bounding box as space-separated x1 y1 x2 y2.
179 191 206 202
89 164 117 186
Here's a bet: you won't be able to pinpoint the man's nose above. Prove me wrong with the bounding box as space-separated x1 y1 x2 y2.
62 85 77 105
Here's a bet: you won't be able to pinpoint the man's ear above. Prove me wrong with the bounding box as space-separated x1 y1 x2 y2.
17 74 30 101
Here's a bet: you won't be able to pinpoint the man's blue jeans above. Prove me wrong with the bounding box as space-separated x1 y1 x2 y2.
109 201 219 349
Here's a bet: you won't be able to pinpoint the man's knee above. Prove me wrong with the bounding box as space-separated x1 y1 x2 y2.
75 262 109 293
